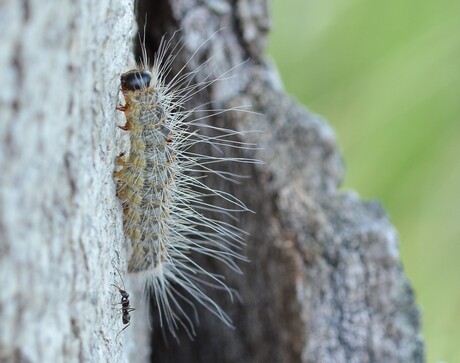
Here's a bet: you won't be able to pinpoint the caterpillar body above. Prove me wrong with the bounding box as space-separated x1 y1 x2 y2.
115 35 253 338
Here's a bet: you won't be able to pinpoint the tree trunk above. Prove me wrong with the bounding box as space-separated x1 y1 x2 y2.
0 0 424 362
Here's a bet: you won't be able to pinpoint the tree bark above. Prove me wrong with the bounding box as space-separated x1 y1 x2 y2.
0 0 424 362
0 0 137 362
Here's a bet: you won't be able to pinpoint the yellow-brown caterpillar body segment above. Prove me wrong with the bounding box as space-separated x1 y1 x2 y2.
117 69 171 272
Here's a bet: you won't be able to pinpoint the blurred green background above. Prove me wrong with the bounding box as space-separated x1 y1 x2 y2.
268 1 460 362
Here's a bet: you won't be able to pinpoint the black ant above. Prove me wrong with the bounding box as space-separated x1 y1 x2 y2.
112 268 135 337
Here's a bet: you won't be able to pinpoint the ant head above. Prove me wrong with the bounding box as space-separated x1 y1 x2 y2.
111 283 127 294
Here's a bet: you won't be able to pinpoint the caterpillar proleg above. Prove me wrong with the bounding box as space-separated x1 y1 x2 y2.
115 33 256 338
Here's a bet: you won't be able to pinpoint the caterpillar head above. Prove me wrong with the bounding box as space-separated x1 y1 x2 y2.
121 70 152 92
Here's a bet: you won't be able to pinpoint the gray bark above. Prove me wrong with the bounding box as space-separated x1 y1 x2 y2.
0 0 424 362
0 0 136 362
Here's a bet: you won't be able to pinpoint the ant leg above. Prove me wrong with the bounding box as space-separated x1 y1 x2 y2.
115 322 131 340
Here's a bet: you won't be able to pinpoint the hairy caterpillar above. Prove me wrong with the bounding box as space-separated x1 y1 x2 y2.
115 34 255 338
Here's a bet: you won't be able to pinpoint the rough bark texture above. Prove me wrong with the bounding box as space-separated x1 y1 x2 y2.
0 0 136 362
0 0 424 363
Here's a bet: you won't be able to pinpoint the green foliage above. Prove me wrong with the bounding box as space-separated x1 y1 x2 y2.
268 1 460 361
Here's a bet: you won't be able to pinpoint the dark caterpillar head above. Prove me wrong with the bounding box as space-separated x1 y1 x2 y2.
120 70 152 91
